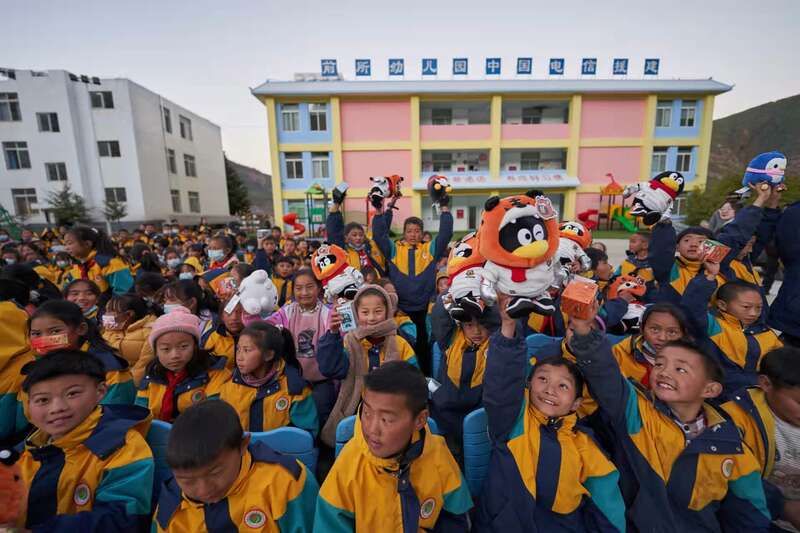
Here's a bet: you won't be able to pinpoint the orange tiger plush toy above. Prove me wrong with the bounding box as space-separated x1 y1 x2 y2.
0 447 26 528
607 274 647 333
477 191 560 318
312 243 364 302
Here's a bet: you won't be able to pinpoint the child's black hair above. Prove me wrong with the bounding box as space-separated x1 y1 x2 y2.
148 335 215 381
584 247 608 271
530 356 585 398
166 400 244 470
354 286 390 314
292 268 320 291
21 349 106 393
363 361 428 416
344 222 364 236
65 226 117 257
263 236 276 245
759 347 800 389
29 300 115 353
211 234 236 254
403 217 424 232
104 293 149 323
660 339 725 384
641 303 691 339
716 280 762 304
231 263 256 280
158 279 217 314
62 278 101 299
239 323 301 374
274 255 293 266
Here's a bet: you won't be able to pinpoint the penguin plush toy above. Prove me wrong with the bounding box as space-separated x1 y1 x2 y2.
735 151 787 194
368 175 404 209
554 221 593 288
478 191 560 318
427 175 452 207
624 171 685 225
312 243 364 302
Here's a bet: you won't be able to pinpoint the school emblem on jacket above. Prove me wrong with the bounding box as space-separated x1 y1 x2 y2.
73 482 91 505
191 390 206 403
275 397 289 411
244 509 267 528
420 497 436 519
721 458 734 479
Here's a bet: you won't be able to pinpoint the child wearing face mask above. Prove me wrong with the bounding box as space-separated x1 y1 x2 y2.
27 300 135 405
316 284 418 447
101 294 157 385
218 323 318 436
207 235 239 270
202 295 245 367
63 279 101 320
135 306 230 422
162 247 183 278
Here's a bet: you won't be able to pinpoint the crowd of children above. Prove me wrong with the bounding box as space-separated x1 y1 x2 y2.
0 168 798 532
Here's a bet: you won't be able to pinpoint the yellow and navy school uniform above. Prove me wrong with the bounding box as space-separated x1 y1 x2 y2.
63 250 134 295
682 276 783 396
615 252 654 284
153 440 318 532
317 332 418 380
81 340 135 405
202 322 237 369
0 301 35 445
610 334 655 389
135 355 230 422
325 211 388 276
219 361 319 437
570 330 771 532
372 210 453 313
32 261 60 286
648 221 707 305
721 387 777 478
477 329 625 531
315 417 472 532
19 404 154 531
523 294 629 339
272 274 294 307
394 312 417 346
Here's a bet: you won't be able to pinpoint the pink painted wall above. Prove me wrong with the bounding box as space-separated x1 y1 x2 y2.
341 101 411 142
578 147 642 185
420 124 491 141
501 123 570 140
580 98 646 138
342 150 412 189
575 193 601 218
340 197 411 233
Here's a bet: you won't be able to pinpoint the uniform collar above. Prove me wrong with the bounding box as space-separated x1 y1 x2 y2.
528 401 578 433
354 415 426 472
181 448 253 509
676 256 702 273
714 309 767 333
27 405 102 451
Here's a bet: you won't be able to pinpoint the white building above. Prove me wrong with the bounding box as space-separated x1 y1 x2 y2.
0 68 230 228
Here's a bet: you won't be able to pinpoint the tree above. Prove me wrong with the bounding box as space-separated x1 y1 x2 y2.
103 198 128 230
685 175 800 225
47 184 90 226
225 156 250 216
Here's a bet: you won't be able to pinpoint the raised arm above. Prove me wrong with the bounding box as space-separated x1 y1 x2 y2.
371 209 394 261
680 262 719 340
431 209 454 261
325 205 347 248
430 295 456 346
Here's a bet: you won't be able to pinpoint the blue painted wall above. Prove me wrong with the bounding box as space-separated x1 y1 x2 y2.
276 102 332 144
651 146 697 182
654 98 702 138
279 151 335 190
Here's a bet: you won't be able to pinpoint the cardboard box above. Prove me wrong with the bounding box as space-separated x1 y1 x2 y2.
561 279 599 320
701 239 731 264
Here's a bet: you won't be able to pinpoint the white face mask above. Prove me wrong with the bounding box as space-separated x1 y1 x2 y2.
0 235 8 242
56 260 70 269
162 303 184 314
208 249 225 261
4 258 16 265
178 272 194 281
167 258 181 269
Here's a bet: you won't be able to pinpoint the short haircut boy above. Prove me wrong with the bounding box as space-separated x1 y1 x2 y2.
531 356 585 394
344 222 364 235
661 338 725 384
167 400 243 470
274 255 293 266
403 217 424 232
21 349 105 392
759 346 800 388
716 279 762 303
363 361 427 416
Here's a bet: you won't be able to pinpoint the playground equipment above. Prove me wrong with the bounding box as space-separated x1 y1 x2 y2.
0 204 21 239
577 173 639 233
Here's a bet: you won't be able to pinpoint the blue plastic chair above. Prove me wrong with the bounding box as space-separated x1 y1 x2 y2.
248 427 318 474
606 333 628 346
146 420 172 503
526 333 563 356
334 415 442 458
432 342 443 381
462 408 490 497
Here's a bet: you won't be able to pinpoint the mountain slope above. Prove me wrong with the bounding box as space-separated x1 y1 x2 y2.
228 160 273 219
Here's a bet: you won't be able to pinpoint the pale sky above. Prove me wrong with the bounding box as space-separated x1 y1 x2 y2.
5 0 799 174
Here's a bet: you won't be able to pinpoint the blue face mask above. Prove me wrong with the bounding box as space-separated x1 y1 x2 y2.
163 303 186 314
246 245 256 252
167 258 182 269
178 272 194 281
208 249 225 262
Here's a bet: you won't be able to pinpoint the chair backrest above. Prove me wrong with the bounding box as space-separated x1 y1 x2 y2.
462 408 490 497
526 333 563 356
606 333 628 346
334 415 442 458
432 342 443 381
248 427 317 474
146 420 172 503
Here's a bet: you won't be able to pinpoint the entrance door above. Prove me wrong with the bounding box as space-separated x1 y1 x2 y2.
468 206 478 231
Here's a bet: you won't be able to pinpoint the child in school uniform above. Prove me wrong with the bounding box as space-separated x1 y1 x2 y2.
28 300 135 405
62 226 134 296
101 294 157 385
682 262 783 397
475 294 626 531
315 361 473 532
375 278 418 347
316 284 418 447
272 256 295 307
136 307 230 422
722 347 800 531
218 322 318 436
152 400 318 532
202 295 245 366
569 301 771 532
63 279 101 321
0 300 35 446
17 351 154 531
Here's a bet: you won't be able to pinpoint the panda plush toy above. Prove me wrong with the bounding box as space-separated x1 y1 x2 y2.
443 231 495 321
607 274 647 334
477 191 559 318
368 174 404 209
427 175 452 207
554 221 593 288
311 243 364 303
624 171 685 225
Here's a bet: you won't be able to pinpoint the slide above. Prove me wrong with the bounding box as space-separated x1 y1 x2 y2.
612 212 637 233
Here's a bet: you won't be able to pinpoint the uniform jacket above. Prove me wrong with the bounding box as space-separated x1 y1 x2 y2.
326 211 388 276
0 301 34 445
102 314 156 386
64 251 134 295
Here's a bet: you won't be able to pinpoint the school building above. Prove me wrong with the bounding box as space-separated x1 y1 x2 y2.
251 78 731 233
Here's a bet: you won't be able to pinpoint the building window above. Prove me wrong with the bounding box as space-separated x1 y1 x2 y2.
97 140 121 157
12 188 38 216
3 142 31 169
163 106 172 133
309 103 327 131
312 152 330 179
285 152 303 179
166 148 177 173
676 147 693 172
89 91 114 109
431 152 453 172
519 152 541 171
171 189 182 212
655 101 672 128
36 112 60 132
188 191 200 213
680 101 696 127
179 115 193 140
45 162 68 181
286 199 307 219
672 197 687 217
183 154 197 177
521 106 544 124
431 108 452 125
281 104 299 131
0 93 21 121
105 187 127 203
651 148 668 173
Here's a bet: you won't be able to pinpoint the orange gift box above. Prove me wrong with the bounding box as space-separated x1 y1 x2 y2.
701 239 731 264
561 279 599 320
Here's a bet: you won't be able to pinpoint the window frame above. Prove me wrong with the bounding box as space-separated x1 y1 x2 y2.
284 152 303 179
431 108 453 126
309 103 328 131
97 140 121 158
281 104 300 132
676 148 693 173
3 141 31 169
45 162 68 181
179 115 193 141
679 101 696 127
188 191 201 213
651 148 668 173
171 189 182 213
105 187 127 203
655 101 673 128
90 91 114 109
163 106 172 133
11 188 38 216
0 92 21 121
166 148 177 173
183 153 197 177
521 106 544 125
37 112 60 132
311 152 330 179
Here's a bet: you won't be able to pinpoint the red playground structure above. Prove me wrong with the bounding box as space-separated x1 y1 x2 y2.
577 173 640 232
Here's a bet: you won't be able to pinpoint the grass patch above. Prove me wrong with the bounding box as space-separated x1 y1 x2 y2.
593 230 635 240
